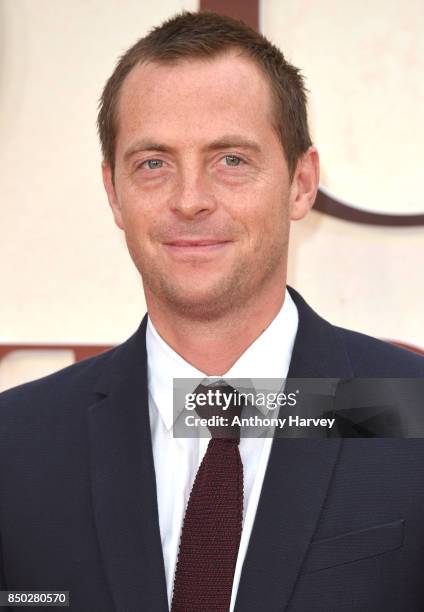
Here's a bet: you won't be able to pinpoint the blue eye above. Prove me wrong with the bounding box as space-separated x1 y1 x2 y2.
223 155 242 166
142 159 163 170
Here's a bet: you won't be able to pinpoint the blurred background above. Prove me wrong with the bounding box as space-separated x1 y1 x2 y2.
1 0 423 390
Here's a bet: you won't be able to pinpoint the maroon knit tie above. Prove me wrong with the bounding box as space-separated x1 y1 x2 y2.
171 381 244 612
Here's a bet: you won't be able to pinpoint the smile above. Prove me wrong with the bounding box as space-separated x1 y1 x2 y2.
163 240 232 257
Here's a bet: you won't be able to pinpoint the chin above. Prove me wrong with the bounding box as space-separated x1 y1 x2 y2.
142 266 247 319
162 285 237 320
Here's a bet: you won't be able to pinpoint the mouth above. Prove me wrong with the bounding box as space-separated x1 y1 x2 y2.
163 239 232 256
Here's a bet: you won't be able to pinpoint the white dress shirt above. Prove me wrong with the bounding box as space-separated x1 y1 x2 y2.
146 288 299 611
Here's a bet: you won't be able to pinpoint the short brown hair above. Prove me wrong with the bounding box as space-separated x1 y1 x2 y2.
97 10 312 181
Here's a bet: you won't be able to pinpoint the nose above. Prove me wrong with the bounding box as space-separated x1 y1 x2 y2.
170 169 217 220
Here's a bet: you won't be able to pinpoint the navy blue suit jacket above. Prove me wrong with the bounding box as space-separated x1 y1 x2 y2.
1 286 424 611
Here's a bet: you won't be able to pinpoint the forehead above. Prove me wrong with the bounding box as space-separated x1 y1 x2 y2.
115 51 276 147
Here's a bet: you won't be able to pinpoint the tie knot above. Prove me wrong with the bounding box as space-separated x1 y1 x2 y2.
193 380 245 441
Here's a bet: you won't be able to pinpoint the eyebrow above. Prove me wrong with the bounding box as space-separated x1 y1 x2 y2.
123 134 262 162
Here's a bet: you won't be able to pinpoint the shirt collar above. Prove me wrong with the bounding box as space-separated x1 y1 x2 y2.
146 287 299 431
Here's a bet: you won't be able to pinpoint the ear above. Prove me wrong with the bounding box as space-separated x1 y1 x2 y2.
289 146 320 221
102 162 125 230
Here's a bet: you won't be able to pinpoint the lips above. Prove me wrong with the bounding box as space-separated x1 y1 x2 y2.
163 239 232 257
165 240 230 247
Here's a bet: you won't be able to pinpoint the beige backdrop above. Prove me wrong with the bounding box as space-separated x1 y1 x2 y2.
1 0 423 390
264 0 423 348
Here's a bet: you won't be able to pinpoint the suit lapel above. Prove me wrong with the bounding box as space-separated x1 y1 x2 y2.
234 286 353 612
87 317 168 612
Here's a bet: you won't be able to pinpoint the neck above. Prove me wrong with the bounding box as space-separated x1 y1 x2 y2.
145 280 287 376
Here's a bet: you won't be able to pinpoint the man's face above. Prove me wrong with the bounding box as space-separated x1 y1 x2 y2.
103 51 303 319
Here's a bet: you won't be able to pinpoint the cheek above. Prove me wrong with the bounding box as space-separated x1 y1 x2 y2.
115 177 153 220
245 197 287 237
119 194 154 236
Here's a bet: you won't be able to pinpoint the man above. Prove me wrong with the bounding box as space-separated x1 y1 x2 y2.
1 10 424 612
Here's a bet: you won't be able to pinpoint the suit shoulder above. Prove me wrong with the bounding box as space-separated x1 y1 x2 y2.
0 345 118 407
335 325 424 376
